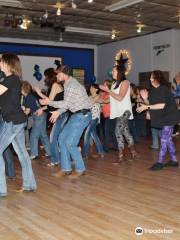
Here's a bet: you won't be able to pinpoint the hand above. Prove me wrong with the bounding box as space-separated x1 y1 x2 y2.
36 108 43 116
140 89 148 100
39 97 50 105
49 111 60 123
99 84 110 93
136 104 148 113
21 106 25 111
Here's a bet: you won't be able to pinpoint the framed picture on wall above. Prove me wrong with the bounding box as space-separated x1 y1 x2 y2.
73 68 85 85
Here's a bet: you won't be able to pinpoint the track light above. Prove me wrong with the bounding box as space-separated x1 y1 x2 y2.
56 7 61 15
111 30 116 40
43 10 48 19
72 0 77 8
136 23 145 33
20 18 31 30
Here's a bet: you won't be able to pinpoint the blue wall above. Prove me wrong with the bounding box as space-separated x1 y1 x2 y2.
0 42 94 85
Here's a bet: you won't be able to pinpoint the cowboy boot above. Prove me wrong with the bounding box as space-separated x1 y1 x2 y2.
113 149 125 165
128 145 139 161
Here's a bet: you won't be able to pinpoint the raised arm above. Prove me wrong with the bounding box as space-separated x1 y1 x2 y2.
100 80 129 102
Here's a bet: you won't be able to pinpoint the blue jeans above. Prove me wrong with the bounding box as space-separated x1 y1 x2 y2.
151 127 162 149
50 112 69 164
4 147 16 178
0 121 36 196
103 118 118 151
83 118 104 156
59 112 92 172
30 112 51 157
0 116 16 179
128 119 140 143
135 113 147 137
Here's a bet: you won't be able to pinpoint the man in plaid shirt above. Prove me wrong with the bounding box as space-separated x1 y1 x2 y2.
40 65 92 178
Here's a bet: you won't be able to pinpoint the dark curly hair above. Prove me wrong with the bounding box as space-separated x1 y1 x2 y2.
151 70 169 87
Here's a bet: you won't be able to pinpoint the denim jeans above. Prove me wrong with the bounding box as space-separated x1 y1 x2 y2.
135 113 147 137
59 112 92 172
0 116 15 179
83 118 104 156
30 112 51 157
128 119 140 143
151 127 162 149
0 121 36 196
103 118 118 151
50 112 69 164
4 147 16 178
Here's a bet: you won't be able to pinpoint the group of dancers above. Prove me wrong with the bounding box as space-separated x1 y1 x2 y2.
0 52 179 197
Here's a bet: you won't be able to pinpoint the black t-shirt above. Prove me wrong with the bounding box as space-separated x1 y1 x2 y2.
149 85 180 128
0 74 26 124
48 91 64 112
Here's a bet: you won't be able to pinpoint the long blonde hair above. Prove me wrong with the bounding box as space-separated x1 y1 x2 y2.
1 53 22 78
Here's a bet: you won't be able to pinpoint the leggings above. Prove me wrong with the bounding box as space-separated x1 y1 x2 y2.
115 111 134 150
158 126 177 163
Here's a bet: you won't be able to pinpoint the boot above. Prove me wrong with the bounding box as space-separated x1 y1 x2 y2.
128 145 139 161
113 149 124 165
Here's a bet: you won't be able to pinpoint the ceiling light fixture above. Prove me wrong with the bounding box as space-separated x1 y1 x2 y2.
72 0 77 8
0 0 22 8
66 26 111 36
56 7 61 16
105 0 144 12
88 0 93 3
43 10 48 19
136 23 145 33
20 18 31 30
111 30 116 40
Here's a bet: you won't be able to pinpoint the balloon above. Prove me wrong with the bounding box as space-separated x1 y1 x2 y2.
92 75 96 83
33 64 42 81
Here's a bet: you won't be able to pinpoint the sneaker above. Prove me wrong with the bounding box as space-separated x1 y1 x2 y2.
16 188 36 193
172 132 179 137
149 162 164 171
149 145 159 150
30 155 38 160
164 161 179 168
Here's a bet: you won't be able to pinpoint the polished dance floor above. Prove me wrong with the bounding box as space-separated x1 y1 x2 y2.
0 138 180 240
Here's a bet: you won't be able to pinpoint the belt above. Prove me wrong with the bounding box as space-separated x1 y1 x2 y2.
73 109 90 115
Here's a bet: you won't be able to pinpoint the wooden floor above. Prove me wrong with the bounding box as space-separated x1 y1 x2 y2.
0 138 180 240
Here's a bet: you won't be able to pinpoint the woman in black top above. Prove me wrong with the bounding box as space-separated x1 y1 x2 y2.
34 67 69 167
0 53 36 197
137 70 180 171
